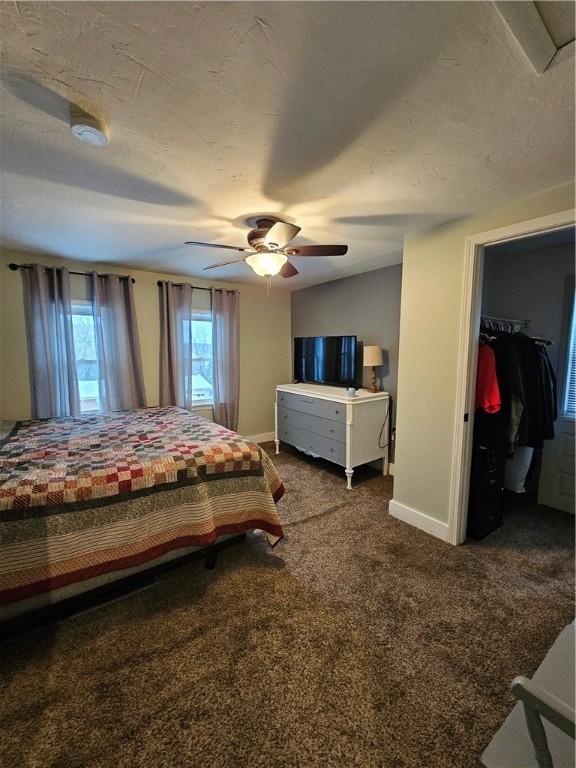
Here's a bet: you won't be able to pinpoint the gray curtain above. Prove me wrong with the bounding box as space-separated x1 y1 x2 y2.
89 272 147 412
212 288 239 431
21 264 80 419
159 281 194 408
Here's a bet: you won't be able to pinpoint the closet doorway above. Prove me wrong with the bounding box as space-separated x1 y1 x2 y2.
449 210 575 545
469 228 575 539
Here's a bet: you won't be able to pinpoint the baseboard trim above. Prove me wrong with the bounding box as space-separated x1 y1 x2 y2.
388 499 451 543
246 431 275 444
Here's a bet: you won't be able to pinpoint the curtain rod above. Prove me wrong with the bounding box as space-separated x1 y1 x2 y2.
157 280 210 290
8 263 135 283
156 280 237 293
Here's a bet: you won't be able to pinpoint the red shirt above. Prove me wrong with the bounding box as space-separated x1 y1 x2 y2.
476 344 501 414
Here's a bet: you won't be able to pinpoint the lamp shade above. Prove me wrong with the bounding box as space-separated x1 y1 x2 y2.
245 251 287 277
363 345 383 367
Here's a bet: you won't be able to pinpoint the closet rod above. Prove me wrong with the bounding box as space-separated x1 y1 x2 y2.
8 263 135 283
481 314 530 329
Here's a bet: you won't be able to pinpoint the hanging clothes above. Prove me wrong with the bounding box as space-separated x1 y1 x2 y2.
469 319 558 537
533 344 557 441
475 343 501 413
476 328 557 453
490 333 525 453
505 446 535 493
514 333 544 449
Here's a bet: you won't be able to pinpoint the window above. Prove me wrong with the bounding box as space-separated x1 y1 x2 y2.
183 311 214 405
71 301 101 413
563 293 576 419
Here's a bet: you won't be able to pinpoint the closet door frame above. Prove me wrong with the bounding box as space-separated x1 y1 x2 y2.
448 209 575 545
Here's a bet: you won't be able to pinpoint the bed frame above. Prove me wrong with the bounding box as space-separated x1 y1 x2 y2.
0 534 246 644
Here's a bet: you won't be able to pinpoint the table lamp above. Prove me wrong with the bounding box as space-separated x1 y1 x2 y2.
363 345 383 393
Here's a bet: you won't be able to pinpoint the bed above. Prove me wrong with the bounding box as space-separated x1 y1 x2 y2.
0 406 284 621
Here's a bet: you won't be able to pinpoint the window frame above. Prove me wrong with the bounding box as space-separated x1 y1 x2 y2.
71 299 101 414
183 308 214 408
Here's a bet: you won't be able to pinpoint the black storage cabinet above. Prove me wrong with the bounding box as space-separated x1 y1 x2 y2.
467 441 506 540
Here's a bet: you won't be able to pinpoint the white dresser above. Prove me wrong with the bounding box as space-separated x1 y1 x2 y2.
274 383 390 488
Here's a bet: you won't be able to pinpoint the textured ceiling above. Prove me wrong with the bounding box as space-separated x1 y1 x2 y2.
0 1 574 289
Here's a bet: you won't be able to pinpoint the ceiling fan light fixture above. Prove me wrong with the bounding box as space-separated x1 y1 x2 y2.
245 251 287 277
185 219 347 279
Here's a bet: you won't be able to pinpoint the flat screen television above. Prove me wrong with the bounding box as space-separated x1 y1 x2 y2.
293 335 360 387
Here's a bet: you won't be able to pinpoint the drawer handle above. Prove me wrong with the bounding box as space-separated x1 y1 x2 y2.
330 447 335 452
334 409 340 415
329 428 334 433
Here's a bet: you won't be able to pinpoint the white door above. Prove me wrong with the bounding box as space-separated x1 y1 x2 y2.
538 415 575 513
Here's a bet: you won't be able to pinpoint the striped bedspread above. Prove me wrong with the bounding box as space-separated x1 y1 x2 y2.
0 407 284 611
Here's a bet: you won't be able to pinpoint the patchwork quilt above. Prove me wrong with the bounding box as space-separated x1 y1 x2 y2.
0 407 284 612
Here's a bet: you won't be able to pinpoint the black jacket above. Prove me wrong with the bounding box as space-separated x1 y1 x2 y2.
476 332 556 453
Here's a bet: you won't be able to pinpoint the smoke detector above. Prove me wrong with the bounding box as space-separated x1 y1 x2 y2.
70 112 109 146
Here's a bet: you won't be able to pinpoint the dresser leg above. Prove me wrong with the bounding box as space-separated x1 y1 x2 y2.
345 468 353 489
274 439 280 454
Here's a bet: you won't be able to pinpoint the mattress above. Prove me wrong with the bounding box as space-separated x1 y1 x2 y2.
0 406 284 618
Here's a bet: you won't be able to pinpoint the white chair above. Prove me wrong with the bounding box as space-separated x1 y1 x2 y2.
482 623 575 768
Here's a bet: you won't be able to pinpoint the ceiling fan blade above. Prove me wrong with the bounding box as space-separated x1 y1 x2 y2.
264 222 301 250
279 260 299 278
203 257 247 270
185 241 249 252
286 245 348 257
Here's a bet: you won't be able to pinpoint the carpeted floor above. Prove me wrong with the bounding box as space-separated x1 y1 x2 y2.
1 443 574 768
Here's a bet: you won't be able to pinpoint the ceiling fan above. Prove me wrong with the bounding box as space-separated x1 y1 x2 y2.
184 218 348 279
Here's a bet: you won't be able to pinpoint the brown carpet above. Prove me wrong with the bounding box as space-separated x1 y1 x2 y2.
1 443 574 768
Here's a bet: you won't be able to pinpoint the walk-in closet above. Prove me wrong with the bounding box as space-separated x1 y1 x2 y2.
467 227 575 539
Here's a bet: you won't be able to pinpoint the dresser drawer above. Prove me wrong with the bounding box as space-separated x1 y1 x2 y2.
278 423 346 467
278 406 346 443
277 391 346 423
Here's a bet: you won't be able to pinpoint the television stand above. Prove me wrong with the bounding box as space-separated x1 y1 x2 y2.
275 383 390 488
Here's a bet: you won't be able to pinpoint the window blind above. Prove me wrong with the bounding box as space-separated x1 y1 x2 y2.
564 295 576 418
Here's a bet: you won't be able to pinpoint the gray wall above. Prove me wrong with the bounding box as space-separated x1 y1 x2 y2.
291 263 403 456
482 241 574 376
